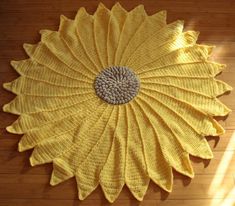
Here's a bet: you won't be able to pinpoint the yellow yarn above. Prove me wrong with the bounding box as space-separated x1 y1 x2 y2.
2 2 232 203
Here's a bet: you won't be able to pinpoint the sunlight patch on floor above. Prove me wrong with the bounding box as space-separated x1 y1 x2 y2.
209 131 235 206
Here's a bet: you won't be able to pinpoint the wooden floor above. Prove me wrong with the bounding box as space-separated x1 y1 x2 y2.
0 0 235 205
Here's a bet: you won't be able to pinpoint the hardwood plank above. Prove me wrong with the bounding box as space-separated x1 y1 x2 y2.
1 11 235 27
0 0 235 205
0 198 235 206
1 0 235 14
0 174 234 200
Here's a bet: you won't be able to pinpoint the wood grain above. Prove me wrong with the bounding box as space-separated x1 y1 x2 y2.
0 0 235 205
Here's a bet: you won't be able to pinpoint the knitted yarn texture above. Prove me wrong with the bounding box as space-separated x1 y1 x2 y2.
3 2 232 203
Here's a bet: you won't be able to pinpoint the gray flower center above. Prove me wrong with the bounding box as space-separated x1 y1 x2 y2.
94 66 140 105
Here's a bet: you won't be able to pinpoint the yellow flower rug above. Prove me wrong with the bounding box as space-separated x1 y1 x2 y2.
3 2 233 203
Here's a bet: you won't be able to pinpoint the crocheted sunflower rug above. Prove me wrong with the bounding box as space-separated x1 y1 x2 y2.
3 2 232 203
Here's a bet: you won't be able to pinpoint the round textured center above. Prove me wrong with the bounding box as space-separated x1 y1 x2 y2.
94 66 140 105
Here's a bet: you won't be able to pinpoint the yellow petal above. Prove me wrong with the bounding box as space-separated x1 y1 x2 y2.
100 106 127 203
6 95 99 134
125 105 150 200
50 158 74 185
3 91 96 115
120 10 166 65
126 20 185 69
3 76 92 96
114 5 147 65
135 97 194 178
136 92 214 159
75 106 118 200
29 103 109 165
130 100 173 191
74 8 103 71
214 79 233 96
137 45 215 72
59 8 100 73
140 75 232 97
130 30 199 71
40 30 98 77
93 3 110 68
194 138 214 159
17 101 104 151
107 2 127 66
139 88 225 135
140 83 231 116
9 59 91 87
138 61 225 78
23 43 95 80
29 132 74 166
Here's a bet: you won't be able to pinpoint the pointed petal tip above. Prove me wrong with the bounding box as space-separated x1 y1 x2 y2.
29 156 36 167
49 178 57 186
10 60 18 67
100 182 124 203
39 29 45 35
78 192 86 201
202 45 215 56
78 187 95 201
130 191 146 202
23 43 31 50
134 195 144 202
18 140 32 152
95 2 110 16
208 46 216 54
165 185 173 193
126 180 149 202
39 29 53 36
220 63 226 68
135 4 144 10
78 6 88 15
176 19 184 25
97 2 107 9
212 121 225 136
204 152 214 159
18 142 25 152
130 4 147 16
226 107 233 114
188 172 195 179
194 141 214 159
50 170 71 186
225 84 233 92
6 125 15 134
75 7 88 20
78 189 92 201
161 10 167 15
106 198 115 203
112 2 126 12
60 14 68 21
183 166 195 178
155 180 173 193
2 101 20 115
2 82 11 91
2 104 9 113
193 31 200 38
149 173 173 193
102 191 118 203
23 43 35 54
178 168 194 179
114 2 121 7
217 103 233 116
